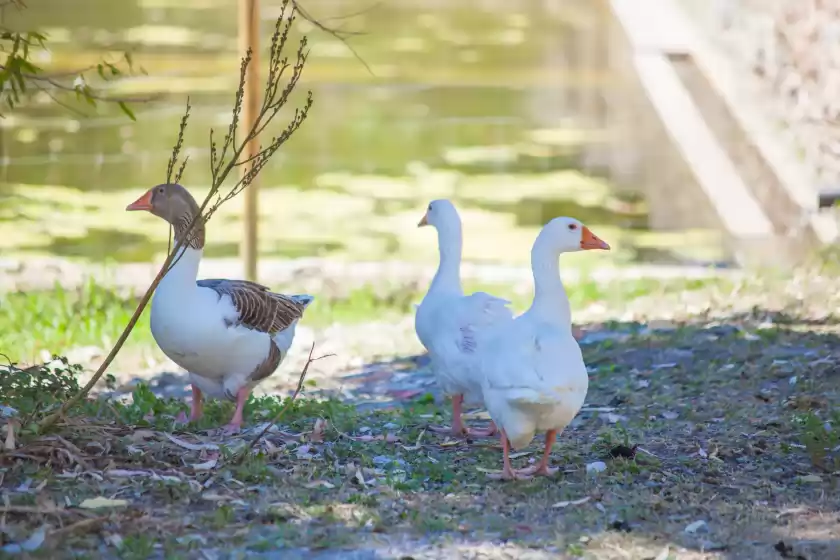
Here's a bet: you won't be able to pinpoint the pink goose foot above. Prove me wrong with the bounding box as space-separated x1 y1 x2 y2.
428 394 467 436
486 430 534 481
516 430 559 477
220 387 250 435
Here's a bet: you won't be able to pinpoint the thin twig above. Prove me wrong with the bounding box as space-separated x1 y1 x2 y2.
0 505 89 517
37 0 313 433
236 343 334 462
48 516 108 539
290 0 374 75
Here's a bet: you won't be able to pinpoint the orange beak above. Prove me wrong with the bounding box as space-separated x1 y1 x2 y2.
126 189 154 212
417 212 429 227
580 226 610 250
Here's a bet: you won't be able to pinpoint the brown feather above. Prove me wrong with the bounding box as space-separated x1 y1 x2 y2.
197 279 306 335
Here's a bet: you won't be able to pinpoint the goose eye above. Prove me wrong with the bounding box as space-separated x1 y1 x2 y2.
568 223 578 230
428 204 432 211
157 187 165 194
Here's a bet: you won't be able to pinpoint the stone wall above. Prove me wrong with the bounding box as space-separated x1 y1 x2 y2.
683 0 840 187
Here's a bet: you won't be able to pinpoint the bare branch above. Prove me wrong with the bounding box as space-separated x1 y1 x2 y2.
235 342 334 463
291 0 373 75
37 0 314 433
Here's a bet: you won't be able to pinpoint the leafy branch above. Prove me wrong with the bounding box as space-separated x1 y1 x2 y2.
37 0 314 432
0 0 151 120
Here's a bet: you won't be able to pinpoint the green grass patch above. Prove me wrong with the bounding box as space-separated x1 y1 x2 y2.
0 274 731 363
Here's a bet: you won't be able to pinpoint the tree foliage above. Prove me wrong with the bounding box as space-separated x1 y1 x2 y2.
0 0 143 119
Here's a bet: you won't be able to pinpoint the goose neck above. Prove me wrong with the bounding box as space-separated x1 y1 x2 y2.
428 221 463 295
528 241 571 326
159 246 203 294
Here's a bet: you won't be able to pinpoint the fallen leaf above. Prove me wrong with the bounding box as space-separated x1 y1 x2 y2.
310 418 327 443
165 433 219 451
353 469 367 487
201 492 229 501
551 496 590 508
191 459 218 471
509 451 532 459
79 497 129 509
685 520 708 534
652 362 678 369
4 421 16 450
106 469 149 478
796 474 822 483
304 480 335 489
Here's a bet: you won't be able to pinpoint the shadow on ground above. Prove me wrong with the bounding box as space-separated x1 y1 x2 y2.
86 308 840 559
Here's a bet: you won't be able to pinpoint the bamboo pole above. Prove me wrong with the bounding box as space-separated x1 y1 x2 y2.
239 0 260 281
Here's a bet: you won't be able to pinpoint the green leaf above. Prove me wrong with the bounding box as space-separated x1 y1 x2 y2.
118 101 136 121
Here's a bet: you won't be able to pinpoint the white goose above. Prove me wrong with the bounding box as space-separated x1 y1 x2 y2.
481 217 609 479
414 199 514 437
126 183 314 433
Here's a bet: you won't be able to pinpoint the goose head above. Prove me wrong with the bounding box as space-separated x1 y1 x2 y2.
537 217 610 253
417 199 460 230
126 183 205 249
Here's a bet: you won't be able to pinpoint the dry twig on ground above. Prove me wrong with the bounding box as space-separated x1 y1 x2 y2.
236 343 335 462
37 0 314 432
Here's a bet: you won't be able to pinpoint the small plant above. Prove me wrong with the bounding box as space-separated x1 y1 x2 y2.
0 355 82 428
796 410 840 472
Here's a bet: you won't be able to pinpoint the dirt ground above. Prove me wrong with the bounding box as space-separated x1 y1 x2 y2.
1 267 839 559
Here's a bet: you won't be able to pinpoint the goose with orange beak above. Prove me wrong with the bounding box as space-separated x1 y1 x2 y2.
480 216 610 480
414 199 515 438
126 183 315 434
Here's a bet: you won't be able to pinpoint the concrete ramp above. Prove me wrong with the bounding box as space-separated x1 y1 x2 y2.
606 0 838 266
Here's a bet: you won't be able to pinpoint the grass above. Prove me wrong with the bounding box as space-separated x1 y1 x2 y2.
1 266 839 558
0 273 732 365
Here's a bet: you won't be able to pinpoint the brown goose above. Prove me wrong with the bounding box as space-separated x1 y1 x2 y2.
126 183 314 433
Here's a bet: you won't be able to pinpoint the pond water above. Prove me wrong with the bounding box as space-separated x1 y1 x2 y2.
0 0 726 266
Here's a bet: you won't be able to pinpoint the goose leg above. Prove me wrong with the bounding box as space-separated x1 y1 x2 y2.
189 385 204 422
487 429 530 480
518 429 559 477
428 394 466 436
428 395 497 437
222 387 250 434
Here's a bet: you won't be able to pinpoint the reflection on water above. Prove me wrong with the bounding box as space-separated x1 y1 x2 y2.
0 0 726 266
1 0 609 188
